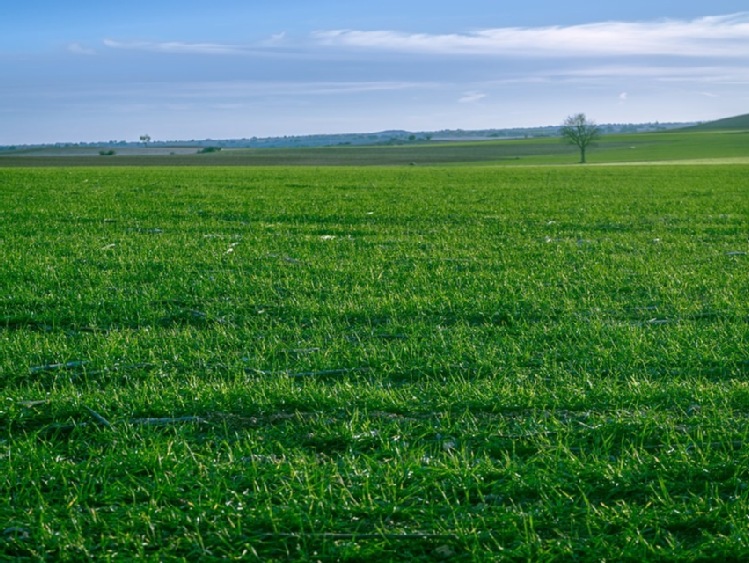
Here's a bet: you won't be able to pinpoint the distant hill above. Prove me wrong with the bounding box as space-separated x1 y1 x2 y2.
678 113 749 132
1 121 692 152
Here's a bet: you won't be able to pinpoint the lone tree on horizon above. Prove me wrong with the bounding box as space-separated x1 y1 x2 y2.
139 134 151 147
561 113 600 163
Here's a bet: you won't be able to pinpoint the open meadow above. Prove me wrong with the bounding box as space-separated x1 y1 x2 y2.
3 129 749 168
1 162 748 560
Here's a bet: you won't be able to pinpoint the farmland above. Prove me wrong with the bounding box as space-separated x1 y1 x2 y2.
2 129 748 168
1 162 749 560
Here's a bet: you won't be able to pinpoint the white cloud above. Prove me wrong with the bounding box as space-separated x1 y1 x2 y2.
619 92 628 101
313 13 749 58
103 39 247 55
458 91 487 103
557 64 749 84
68 42 96 55
100 13 749 65
84 80 435 102
5 78 434 112
100 13 749 60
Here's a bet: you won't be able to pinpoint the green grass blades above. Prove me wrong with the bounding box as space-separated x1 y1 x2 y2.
1 165 749 560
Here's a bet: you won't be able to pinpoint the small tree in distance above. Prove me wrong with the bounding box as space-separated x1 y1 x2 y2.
139 134 151 147
561 113 600 163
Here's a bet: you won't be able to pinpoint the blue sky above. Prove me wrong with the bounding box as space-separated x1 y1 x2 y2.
2 1 748 144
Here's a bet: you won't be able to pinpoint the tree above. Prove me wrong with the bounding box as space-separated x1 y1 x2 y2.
139 134 151 147
560 113 600 163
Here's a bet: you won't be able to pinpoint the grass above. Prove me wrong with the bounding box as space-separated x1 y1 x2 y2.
2 128 747 167
1 164 749 560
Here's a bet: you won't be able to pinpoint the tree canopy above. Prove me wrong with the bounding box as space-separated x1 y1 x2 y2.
561 114 600 163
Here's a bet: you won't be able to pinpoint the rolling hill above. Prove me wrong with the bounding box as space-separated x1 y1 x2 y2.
678 113 749 132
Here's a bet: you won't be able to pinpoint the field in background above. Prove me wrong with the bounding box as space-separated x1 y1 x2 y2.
1 128 747 167
1 164 748 559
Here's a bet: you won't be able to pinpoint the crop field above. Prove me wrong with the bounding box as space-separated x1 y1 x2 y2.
3 129 748 168
1 164 748 560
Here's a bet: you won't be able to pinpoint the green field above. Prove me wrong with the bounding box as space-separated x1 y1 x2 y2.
2 128 747 167
1 163 748 560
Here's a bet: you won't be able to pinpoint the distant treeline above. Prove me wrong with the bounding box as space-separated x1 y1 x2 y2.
0 121 692 152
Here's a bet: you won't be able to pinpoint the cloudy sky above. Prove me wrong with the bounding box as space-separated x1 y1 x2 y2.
2 1 748 144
